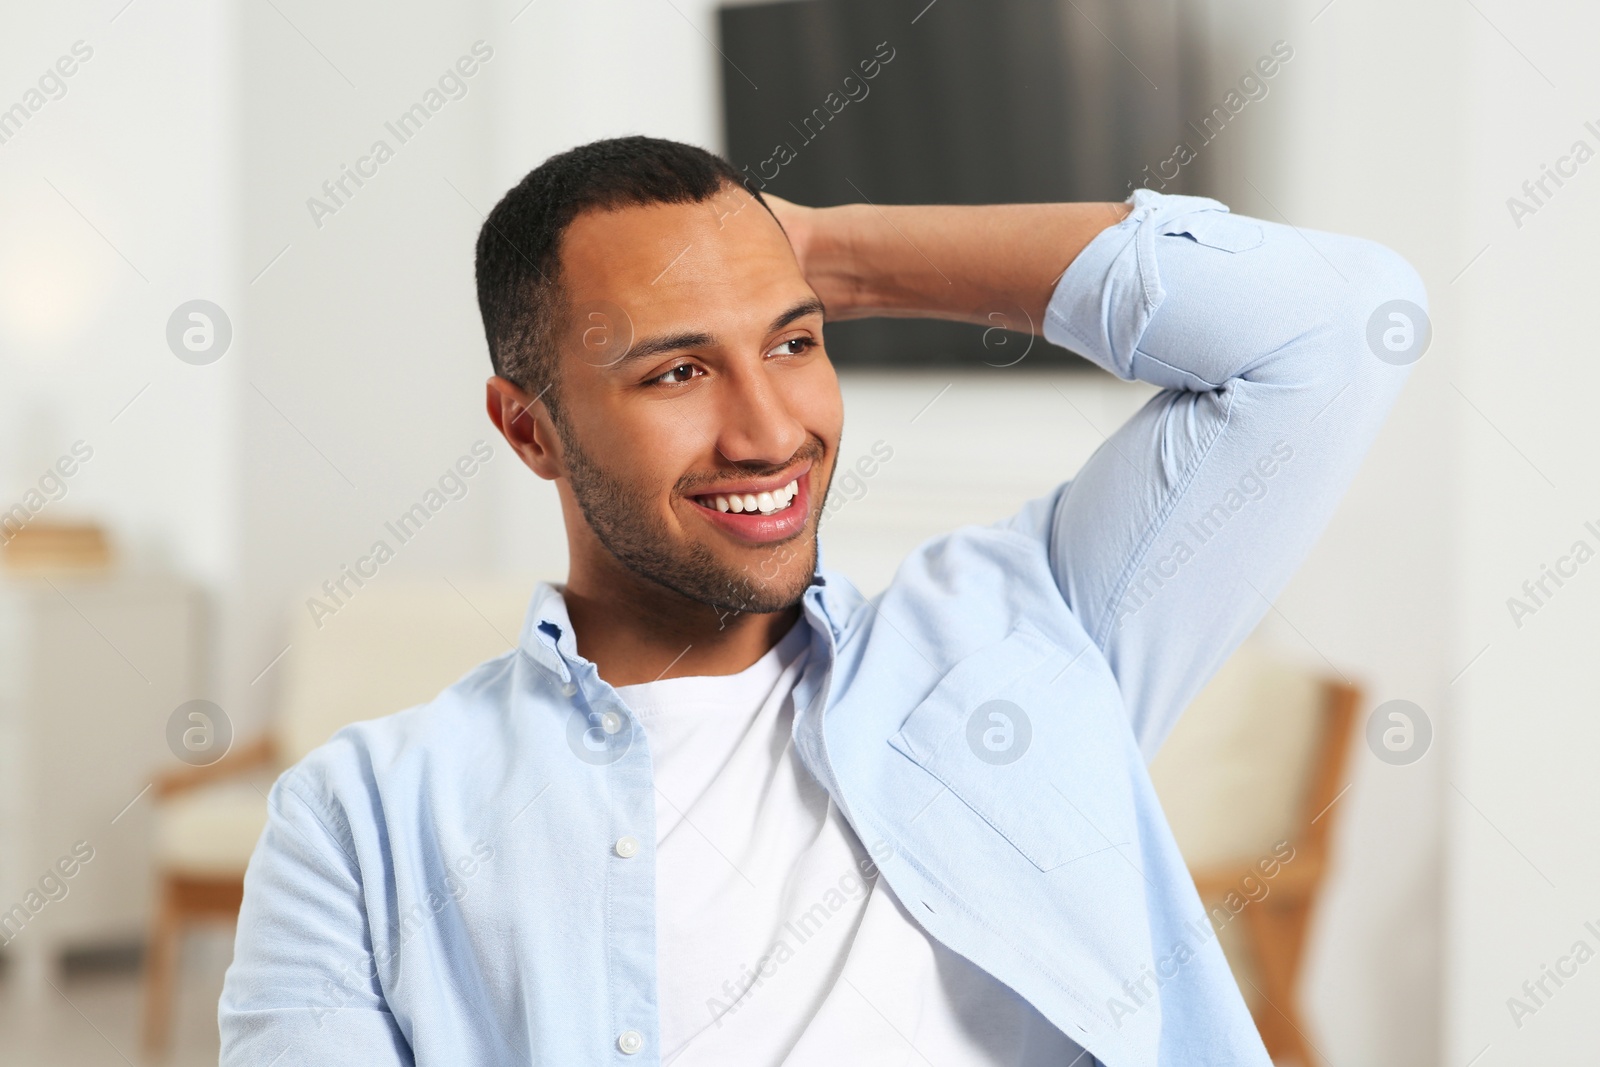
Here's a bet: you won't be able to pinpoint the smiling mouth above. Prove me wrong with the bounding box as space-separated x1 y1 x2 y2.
690 478 801 516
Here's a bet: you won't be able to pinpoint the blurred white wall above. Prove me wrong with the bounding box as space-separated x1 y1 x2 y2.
228 0 500 729
0 2 238 587
1447 4 1600 1065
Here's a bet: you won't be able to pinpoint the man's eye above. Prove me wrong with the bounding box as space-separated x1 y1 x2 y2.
652 363 700 386
773 337 815 357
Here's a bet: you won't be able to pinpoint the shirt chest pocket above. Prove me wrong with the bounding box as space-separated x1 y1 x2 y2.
887 622 1138 874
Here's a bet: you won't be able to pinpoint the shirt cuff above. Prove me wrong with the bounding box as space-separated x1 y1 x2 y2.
1042 189 1231 380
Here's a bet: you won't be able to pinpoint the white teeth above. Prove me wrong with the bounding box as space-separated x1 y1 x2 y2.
699 477 802 516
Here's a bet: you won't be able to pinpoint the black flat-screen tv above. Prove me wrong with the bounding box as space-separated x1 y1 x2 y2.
717 0 1199 368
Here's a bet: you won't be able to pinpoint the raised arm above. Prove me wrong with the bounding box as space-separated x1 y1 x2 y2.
763 193 1130 330
775 189 1424 757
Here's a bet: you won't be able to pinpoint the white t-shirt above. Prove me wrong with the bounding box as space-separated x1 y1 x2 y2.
613 618 1089 1066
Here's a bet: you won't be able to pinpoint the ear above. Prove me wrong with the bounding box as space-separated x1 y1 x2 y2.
486 376 565 480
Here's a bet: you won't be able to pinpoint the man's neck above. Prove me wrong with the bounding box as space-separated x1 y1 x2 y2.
559 568 803 687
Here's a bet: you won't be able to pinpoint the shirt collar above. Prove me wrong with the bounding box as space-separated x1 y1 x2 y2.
517 537 844 674
517 580 579 682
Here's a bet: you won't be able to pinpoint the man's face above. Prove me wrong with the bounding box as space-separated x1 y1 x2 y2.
548 184 842 619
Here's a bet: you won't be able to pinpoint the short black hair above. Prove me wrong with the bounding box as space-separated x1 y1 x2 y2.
474 135 769 427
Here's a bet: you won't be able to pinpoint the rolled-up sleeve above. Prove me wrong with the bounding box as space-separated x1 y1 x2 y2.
1025 189 1424 757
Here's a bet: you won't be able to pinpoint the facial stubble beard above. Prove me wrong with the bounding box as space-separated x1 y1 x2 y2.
556 413 831 619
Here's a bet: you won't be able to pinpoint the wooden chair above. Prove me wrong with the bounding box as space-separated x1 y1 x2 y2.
1147 639 1362 1067
141 576 540 1055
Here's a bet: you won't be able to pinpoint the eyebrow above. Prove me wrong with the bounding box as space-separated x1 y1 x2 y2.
606 298 826 371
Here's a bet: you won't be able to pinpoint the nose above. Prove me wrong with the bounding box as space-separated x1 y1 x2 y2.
710 359 808 469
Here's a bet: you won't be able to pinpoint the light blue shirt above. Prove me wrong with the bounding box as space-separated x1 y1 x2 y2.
220 189 1423 1066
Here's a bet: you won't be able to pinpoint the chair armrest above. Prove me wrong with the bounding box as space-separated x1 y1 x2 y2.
153 735 276 799
1190 855 1326 903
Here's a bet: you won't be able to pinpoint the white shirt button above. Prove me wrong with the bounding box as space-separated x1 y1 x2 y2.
560 681 577 697
617 1029 644 1054
614 835 639 859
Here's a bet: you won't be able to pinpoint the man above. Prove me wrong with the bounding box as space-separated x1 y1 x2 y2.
220 135 1423 1065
